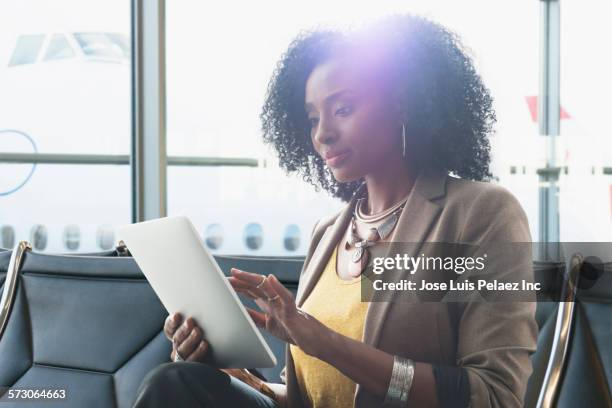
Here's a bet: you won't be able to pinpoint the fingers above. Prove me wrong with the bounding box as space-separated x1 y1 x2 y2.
267 274 294 304
247 308 267 328
253 297 271 312
171 317 210 363
186 340 209 362
231 269 292 304
164 312 183 341
172 339 209 362
230 269 270 300
172 316 195 349
259 275 300 324
230 268 265 286
259 274 289 304
177 326 203 359
228 277 263 300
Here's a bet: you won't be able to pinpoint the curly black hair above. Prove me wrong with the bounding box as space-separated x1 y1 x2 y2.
261 14 495 202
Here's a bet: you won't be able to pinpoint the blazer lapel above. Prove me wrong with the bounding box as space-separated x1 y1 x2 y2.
362 169 447 347
295 184 365 307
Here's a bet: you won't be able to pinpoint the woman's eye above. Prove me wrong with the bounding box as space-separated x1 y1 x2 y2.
335 105 353 116
309 118 319 128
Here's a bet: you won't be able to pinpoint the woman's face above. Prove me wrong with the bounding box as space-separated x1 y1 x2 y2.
305 56 402 183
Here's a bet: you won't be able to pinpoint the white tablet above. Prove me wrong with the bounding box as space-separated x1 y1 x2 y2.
117 215 277 368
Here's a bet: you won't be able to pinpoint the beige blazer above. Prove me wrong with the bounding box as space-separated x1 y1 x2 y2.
282 169 538 408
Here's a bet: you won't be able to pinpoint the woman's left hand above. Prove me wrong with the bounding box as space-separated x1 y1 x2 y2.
229 268 330 358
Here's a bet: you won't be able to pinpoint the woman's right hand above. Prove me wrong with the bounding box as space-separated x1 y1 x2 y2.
164 312 210 362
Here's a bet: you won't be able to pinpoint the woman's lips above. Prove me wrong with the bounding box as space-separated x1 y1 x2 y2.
325 150 351 168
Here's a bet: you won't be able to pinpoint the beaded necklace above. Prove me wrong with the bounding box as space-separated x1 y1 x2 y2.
344 195 408 277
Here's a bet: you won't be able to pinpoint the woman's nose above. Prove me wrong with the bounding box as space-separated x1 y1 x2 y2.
313 117 338 145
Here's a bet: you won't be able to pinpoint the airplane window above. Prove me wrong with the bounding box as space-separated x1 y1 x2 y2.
74 33 129 59
244 223 263 250
96 225 115 250
63 224 80 250
283 224 301 252
204 223 223 250
30 224 48 251
44 34 75 61
8 35 45 66
1 225 16 249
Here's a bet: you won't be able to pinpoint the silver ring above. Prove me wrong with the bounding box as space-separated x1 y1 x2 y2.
267 294 280 302
174 350 185 362
256 276 267 289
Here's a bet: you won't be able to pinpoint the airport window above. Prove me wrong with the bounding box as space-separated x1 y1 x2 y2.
283 224 301 252
0 2 131 253
63 224 80 251
558 2 612 241
8 34 44 66
43 34 75 61
30 224 48 251
1 225 15 249
244 223 263 251
204 223 224 250
1 1 609 255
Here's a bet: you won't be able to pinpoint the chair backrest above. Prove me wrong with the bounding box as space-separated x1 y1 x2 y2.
0 245 169 408
552 259 612 407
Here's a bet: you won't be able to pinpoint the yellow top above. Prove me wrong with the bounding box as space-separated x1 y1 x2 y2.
290 243 370 408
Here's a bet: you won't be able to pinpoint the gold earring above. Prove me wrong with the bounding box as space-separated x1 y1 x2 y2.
402 123 407 157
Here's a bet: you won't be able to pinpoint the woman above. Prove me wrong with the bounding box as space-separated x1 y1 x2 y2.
134 14 537 408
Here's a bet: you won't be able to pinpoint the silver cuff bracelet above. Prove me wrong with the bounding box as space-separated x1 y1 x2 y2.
383 356 415 407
